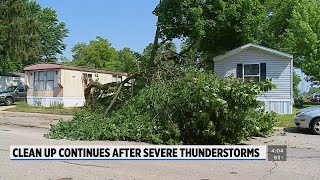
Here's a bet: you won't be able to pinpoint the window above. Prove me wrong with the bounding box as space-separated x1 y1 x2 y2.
112 75 122 83
46 71 54 90
17 82 25 92
112 75 117 83
236 63 266 82
83 73 93 79
34 71 55 91
5 86 17 92
243 64 260 82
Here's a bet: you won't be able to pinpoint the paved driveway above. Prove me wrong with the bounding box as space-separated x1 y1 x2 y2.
0 109 319 180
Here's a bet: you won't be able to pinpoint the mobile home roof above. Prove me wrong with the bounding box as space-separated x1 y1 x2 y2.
24 63 128 76
212 43 293 62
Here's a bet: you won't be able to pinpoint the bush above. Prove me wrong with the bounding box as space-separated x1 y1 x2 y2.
46 68 276 144
293 96 304 108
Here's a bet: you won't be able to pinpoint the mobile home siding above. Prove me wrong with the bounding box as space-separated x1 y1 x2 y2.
214 47 293 114
60 69 126 97
58 69 126 107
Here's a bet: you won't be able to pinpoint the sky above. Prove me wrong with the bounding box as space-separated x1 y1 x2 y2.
36 0 160 60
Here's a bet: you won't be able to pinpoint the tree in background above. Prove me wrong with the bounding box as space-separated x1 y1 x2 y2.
117 47 136 73
263 0 320 80
308 87 320 95
0 0 68 72
70 36 137 73
32 1 69 62
71 36 119 70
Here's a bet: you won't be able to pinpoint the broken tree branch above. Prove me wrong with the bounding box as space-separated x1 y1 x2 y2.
84 81 118 104
148 23 162 68
104 72 144 116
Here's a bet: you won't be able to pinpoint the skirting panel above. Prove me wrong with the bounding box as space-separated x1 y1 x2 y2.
260 100 292 114
27 97 85 107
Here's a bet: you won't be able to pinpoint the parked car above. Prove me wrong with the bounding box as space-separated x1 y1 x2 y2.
294 106 320 135
0 85 27 106
310 93 320 103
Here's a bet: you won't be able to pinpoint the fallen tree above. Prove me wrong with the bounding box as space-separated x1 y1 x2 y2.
46 68 277 144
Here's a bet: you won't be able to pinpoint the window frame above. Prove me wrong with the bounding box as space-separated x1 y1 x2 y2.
83 73 93 79
34 71 55 91
46 71 54 91
243 63 260 82
112 75 122 83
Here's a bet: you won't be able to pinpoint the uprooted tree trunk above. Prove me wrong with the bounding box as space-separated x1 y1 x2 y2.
82 72 145 115
104 72 144 116
83 81 117 104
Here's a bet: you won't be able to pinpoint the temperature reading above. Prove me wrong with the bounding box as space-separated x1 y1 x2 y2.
268 145 287 161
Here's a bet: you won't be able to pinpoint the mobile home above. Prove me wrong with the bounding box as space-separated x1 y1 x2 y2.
213 43 293 114
24 63 127 107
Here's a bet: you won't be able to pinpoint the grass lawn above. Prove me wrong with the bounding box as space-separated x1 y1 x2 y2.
276 104 320 127
6 101 79 115
275 108 298 127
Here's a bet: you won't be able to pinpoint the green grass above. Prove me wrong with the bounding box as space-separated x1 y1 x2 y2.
275 108 298 127
6 101 79 115
276 104 320 127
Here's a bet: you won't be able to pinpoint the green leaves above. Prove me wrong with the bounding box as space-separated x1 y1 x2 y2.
259 0 320 80
155 0 267 58
0 0 68 72
286 0 320 80
70 36 137 72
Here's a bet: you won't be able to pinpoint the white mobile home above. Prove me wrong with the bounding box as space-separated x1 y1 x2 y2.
24 63 127 107
213 43 293 114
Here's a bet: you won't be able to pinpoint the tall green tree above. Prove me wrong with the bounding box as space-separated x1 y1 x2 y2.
263 0 320 80
0 0 36 71
31 1 69 62
117 47 136 73
0 0 68 72
71 36 136 72
71 36 119 69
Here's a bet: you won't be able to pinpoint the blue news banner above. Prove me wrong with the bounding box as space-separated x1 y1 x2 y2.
10 145 287 161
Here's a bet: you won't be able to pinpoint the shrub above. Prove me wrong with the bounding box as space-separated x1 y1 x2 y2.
293 95 304 108
46 68 276 144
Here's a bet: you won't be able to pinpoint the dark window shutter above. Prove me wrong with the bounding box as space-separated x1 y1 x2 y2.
236 64 243 78
260 63 266 81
